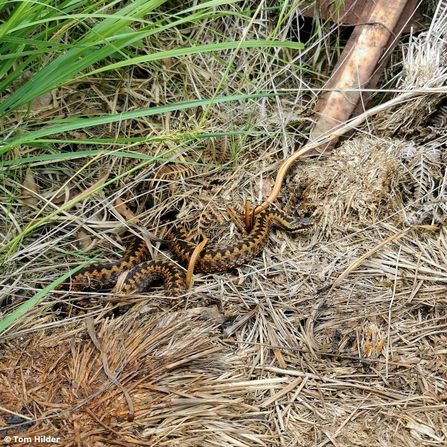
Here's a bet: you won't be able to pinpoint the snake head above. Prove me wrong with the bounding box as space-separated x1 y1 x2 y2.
289 216 314 233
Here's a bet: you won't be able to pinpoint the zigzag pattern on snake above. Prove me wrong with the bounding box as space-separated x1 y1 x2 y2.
56 208 312 297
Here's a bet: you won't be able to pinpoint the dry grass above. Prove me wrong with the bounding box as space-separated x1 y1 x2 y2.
2 2 447 446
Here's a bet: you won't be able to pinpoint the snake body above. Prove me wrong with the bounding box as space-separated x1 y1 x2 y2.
168 208 312 273
57 208 312 297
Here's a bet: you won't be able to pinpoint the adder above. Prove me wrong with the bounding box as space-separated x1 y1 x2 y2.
56 207 312 298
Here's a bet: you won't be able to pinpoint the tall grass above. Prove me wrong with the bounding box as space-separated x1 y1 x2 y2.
0 0 303 154
0 0 306 333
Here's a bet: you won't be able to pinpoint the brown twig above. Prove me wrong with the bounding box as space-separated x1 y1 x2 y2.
185 236 209 289
328 224 439 293
226 206 247 235
255 88 447 215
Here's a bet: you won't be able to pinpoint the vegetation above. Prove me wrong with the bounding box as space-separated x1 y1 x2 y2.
0 0 308 332
2 1 446 446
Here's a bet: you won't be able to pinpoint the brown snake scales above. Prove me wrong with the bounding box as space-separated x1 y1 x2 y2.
56 207 312 303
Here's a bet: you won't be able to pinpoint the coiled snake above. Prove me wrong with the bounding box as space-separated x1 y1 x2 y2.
57 207 312 299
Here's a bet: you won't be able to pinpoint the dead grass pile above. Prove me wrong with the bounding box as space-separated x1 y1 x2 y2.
295 136 405 234
2 2 447 447
4 133 447 446
1 309 267 446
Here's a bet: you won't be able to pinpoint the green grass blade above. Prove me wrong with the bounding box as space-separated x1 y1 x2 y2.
0 92 282 154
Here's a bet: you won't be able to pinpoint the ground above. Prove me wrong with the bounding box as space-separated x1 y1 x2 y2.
1 2 447 446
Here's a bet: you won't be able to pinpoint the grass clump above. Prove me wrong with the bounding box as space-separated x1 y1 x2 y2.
7 2 447 446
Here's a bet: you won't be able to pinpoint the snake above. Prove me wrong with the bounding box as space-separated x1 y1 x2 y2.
56 207 312 299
